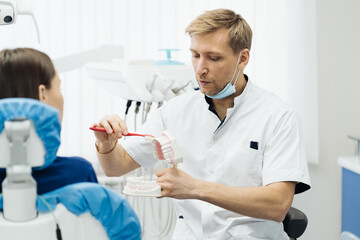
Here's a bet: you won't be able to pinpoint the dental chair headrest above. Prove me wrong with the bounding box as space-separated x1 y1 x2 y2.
0 98 61 169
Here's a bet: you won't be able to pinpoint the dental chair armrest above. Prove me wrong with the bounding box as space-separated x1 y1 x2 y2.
283 207 308 239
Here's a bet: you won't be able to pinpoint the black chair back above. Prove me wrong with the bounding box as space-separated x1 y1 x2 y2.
283 207 308 240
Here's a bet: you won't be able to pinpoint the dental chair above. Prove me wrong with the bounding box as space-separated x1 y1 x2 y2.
283 207 308 240
341 232 360 240
0 98 141 240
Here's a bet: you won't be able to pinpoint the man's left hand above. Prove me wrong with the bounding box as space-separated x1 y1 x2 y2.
155 168 199 199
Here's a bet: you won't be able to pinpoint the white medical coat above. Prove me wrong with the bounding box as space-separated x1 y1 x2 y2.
122 80 311 240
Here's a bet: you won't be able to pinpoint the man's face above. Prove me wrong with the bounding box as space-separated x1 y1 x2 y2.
190 28 239 96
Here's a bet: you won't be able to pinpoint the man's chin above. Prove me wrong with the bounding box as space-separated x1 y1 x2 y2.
200 89 217 97
199 88 209 95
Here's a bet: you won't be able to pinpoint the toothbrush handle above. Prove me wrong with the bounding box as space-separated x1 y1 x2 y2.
126 132 154 137
90 126 154 138
90 126 107 132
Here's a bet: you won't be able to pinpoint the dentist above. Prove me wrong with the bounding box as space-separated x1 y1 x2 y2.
93 9 311 240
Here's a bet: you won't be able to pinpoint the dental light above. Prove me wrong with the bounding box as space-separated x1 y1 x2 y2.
0 1 15 24
0 0 41 43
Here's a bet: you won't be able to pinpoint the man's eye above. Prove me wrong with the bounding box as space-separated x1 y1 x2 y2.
192 55 200 59
209 56 220 61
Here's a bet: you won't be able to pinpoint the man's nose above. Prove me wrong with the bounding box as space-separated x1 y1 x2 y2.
195 58 208 77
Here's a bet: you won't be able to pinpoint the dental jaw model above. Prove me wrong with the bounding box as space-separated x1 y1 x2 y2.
123 130 183 197
123 176 161 197
149 130 183 167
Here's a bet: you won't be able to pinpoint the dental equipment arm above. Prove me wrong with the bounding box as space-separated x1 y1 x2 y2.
54 45 124 73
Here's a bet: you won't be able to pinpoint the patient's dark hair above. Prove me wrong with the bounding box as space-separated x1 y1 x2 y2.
0 48 56 99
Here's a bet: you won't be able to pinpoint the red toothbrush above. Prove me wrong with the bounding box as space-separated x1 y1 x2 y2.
90 126 154 138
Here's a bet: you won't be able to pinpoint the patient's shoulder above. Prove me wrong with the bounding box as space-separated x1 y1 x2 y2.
36 156 98 185
54 156 93 168
54 156 97 177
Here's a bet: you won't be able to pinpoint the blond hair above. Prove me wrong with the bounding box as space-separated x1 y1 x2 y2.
185 9 252 54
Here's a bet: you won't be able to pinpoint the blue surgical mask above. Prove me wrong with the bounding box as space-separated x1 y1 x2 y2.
206 51 242 100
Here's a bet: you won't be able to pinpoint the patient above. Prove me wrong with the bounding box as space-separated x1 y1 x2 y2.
0 47 98 194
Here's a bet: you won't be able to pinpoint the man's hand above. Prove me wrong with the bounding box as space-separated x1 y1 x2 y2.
155 167 295 222
93 114 128 143
93 114 140 177
155 168 199 199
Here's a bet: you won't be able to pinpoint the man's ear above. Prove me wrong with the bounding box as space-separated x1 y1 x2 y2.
38 84 47 102
239 49 250 68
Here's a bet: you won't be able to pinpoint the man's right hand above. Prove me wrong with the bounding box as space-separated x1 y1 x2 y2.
93 114 140 176
92 114 128 145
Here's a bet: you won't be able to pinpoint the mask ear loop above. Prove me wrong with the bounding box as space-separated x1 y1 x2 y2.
230 51 243 87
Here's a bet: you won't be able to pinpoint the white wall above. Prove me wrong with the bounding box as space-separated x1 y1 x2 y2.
0 0 319 165
292 0 360 239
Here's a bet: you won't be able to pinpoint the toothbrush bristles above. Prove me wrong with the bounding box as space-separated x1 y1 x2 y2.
150 130 183 165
